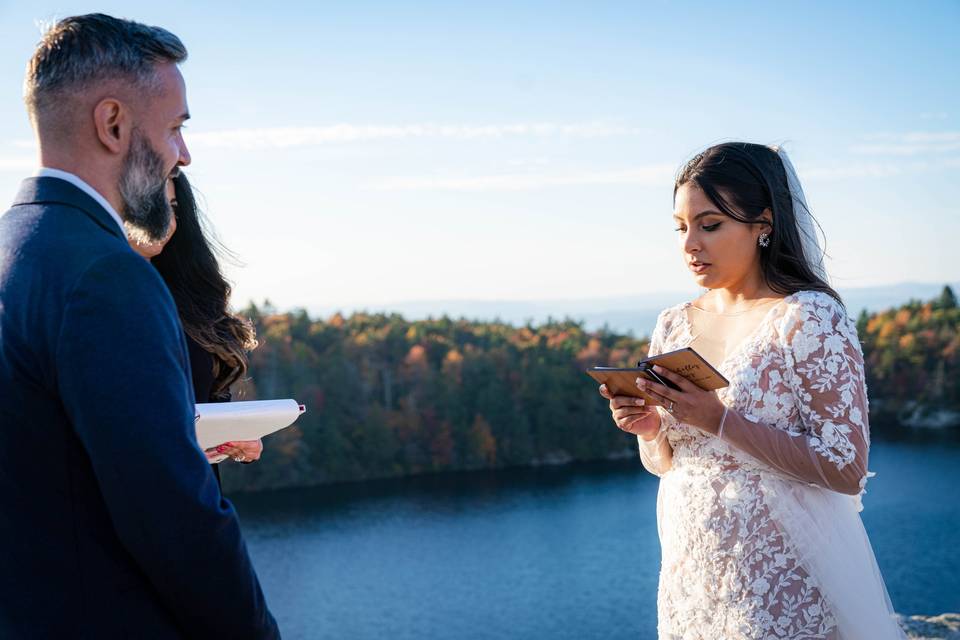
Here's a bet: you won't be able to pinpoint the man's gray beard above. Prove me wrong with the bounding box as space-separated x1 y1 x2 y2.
119 131 172 244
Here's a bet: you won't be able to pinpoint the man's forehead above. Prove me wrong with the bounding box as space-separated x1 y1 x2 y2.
153 63 189 116
155 61 185 85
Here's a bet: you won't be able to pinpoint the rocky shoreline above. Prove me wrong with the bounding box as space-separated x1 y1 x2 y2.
901 613 960 639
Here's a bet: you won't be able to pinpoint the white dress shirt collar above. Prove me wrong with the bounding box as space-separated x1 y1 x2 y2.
35 167 127 238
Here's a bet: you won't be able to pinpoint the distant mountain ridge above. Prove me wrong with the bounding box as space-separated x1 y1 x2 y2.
306 282 960 338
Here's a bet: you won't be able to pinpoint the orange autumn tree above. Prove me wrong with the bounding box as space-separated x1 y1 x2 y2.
225 310 647 491
858 285 960 423
223 287 959 492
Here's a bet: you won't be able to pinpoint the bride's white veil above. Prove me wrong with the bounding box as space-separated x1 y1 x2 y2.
771 146 829 282
765 147 905 638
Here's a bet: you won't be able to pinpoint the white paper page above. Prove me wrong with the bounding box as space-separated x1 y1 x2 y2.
195 399 304 450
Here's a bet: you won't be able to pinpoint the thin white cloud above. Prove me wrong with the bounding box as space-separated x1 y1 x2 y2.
804 156 960 181
376 153 960 191
372 164 676 191
0 155 36 172
804 163 907 180
186 122 648 150
851 131 960 156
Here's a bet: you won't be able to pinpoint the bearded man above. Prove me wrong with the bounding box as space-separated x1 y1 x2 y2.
0 14 279 639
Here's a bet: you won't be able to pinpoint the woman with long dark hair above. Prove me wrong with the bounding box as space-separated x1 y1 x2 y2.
600 143 904 638
132 173 262 466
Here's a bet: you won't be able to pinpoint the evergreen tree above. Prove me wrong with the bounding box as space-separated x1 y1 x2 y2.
936 285 957 310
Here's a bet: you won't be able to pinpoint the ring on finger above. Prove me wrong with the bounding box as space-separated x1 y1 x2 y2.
646 388 672 407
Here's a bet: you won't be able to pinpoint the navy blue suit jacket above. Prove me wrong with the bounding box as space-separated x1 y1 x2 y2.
0 178 279 638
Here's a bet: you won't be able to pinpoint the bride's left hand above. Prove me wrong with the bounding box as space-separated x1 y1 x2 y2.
212 439 264 463
636 365 726 434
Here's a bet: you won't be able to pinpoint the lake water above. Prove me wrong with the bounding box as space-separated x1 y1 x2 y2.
230 435 960 639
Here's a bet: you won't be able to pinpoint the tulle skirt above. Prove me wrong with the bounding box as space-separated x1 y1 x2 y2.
760 476 906 640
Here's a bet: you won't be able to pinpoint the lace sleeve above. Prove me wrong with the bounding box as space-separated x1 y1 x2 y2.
637 309 674 477
714 293 870 495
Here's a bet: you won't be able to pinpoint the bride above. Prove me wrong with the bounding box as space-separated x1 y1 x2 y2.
600 142 905 639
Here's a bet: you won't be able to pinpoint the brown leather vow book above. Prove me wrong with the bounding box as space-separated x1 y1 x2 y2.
586 347 728 402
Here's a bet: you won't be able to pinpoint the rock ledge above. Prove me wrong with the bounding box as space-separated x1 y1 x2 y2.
900 613 960 639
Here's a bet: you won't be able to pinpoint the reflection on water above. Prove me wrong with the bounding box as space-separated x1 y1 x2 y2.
230 436 960 640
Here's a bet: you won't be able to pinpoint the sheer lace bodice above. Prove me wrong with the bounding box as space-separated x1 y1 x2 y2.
637 291 902 640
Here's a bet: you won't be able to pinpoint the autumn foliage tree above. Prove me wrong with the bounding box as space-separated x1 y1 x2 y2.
222 288 959 492
222 310 648 491
857 286 960 422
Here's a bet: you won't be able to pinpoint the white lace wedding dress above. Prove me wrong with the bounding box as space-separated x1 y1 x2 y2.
639 291 905 640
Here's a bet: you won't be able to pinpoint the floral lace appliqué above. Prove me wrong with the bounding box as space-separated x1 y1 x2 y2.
647 291 871 640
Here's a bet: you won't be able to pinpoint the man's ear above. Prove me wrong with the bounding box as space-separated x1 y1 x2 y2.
92 98 130 154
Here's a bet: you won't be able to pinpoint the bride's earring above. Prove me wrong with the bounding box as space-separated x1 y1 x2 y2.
758 232 771 248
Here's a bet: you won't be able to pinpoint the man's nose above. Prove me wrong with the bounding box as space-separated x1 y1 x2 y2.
177 138 191 167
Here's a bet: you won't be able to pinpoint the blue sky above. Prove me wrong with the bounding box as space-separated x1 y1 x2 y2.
1 1 958 313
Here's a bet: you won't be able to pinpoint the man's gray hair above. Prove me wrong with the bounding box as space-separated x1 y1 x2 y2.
24 13 187 123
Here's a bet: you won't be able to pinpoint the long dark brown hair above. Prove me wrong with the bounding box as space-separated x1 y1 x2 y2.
151 173 257 398
674 142 842 305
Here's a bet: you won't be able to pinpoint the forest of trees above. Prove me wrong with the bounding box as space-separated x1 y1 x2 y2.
857 285 960 424
220 287 960 493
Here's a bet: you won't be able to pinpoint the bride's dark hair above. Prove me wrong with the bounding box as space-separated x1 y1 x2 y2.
151 173 257 399
675 142 842 305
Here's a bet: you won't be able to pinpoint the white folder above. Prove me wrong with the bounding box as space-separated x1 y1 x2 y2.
195 399 305 450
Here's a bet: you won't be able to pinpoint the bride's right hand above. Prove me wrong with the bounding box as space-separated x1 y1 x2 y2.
599 384 661 440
